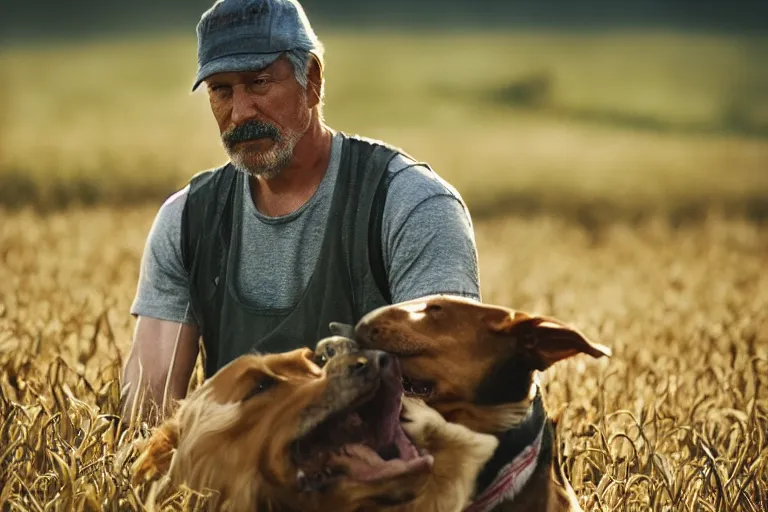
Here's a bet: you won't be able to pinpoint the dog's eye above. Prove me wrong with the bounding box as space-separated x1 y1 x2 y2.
403 376 435 397
243 376 277 401
321 347 336 361
425 304 442 314
315 346 335 368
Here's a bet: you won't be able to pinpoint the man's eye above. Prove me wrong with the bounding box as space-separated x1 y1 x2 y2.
252 78 268 87
209 84 230 94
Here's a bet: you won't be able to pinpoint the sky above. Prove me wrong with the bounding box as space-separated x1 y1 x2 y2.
2 0 766 42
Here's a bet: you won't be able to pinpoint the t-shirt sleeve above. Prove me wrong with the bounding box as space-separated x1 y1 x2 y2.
382 157 481 303
130 186 197 324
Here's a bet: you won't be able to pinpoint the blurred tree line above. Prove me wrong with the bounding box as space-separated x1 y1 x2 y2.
2 0 766 42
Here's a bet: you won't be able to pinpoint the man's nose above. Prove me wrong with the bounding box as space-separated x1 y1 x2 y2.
230 86 260 126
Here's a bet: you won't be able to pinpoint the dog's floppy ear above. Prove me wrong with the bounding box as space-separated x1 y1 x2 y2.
488 311 611 371
329 322 356 339
131 418 180 485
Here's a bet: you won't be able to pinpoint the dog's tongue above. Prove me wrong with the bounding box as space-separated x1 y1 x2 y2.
296 357 428 485
327 360 430 481
329 444 432 482
374 359 405 447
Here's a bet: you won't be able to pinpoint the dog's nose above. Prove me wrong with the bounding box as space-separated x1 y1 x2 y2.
349 351 390 376
350 356 370 376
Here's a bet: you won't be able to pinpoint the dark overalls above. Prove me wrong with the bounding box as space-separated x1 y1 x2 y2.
181 134 406 377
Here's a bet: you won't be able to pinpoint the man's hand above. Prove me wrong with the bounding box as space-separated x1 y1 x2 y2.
120 317 200 426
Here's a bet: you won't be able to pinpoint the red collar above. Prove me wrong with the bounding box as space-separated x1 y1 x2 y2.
464 422 545 512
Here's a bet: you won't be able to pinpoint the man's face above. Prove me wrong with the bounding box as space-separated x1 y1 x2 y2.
205 56 312 179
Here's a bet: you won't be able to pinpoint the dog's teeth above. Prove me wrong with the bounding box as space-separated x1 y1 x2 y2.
297 470 307 491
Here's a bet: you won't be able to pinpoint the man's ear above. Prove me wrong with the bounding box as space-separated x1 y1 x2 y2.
306 54 323 109
131 418 180 485
488 311 611 371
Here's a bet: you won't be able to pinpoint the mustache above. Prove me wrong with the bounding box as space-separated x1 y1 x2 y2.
222 119 281 148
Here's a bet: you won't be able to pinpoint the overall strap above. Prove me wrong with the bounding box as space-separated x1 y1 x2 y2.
180 165 238 276
179 164 238 376
368 169 393 304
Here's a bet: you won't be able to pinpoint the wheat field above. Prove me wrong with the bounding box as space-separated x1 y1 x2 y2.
1 208 766 510
1 29 767 511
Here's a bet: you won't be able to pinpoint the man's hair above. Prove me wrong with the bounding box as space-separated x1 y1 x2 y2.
285 47 325 116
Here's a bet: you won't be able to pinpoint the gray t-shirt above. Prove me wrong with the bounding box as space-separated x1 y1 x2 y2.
131 133 480 324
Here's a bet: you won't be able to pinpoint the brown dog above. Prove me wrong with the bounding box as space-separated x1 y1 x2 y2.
349 294 612 512
133 344 498 512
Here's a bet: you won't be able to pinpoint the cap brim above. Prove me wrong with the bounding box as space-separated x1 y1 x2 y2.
192 52 283 91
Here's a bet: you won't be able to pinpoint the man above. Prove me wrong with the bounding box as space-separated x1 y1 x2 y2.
121 0 480 422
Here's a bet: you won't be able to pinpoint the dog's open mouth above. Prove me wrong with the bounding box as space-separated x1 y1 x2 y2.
292 369 433 490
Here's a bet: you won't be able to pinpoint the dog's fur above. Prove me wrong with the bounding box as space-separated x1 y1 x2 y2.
395 396 498 512
133 345 498 512
350 295 612 512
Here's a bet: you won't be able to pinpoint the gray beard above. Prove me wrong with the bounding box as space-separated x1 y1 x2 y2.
226 97 312 180
228 136 297 180
228 121 309 180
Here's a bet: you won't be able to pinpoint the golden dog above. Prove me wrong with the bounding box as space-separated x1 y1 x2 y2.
133 343 498 511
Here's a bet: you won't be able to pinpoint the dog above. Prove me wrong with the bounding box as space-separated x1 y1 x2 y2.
314 336 500 511
133 343 498 512
344 294 612 512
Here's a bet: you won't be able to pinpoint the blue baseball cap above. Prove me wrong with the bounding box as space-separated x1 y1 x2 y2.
193 0 320 91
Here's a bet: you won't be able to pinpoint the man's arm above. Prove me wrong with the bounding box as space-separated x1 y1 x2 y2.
123 186 199 424
121 317 199 424
382 158 481 303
